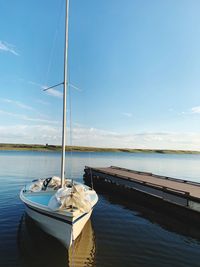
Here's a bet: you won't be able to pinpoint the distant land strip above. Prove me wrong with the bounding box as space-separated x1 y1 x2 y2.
0 143 200 154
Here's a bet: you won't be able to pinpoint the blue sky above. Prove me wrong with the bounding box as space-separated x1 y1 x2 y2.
1 0 200 150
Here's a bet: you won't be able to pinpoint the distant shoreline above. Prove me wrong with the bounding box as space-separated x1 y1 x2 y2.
0 143 199 154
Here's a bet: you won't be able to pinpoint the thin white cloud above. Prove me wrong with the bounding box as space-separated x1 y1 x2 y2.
0 109 18 117
28 80 78 98
45 88 63 98
190 106 200 114
0 40 19 56
22 116 59 124
122 112 132 118
181 106 200 115
28 81 43 87
1 98 33 110
0 109 59 125
36 99 50 105
0 125 61 144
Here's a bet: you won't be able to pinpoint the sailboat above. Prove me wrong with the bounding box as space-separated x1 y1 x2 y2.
20 0 98 248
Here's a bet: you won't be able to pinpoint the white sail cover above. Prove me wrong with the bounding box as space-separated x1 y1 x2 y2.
48 176 61 188
48 184 92 213
29 179 43 192
29 176 61 192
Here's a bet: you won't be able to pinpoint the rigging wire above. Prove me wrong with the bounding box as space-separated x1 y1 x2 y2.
43 0 64 88
68 83 82 92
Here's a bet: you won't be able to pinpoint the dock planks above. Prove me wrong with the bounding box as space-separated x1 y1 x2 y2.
93 166 200 199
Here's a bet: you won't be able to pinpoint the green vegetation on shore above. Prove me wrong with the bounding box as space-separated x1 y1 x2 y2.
0 143 200 154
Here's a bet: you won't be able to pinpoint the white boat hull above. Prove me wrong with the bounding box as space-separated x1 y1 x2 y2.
25 204 92 248
20 178 98 248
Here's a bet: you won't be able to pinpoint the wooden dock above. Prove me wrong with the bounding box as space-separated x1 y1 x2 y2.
84 166 200 223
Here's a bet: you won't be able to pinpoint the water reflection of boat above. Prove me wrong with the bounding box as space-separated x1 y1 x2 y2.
17 214 95 267
68 219 96 267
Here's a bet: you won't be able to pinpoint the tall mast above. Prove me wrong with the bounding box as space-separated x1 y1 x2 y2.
61 0 69 187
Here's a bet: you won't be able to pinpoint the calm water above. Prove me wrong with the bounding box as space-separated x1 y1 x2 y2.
1 150 200 267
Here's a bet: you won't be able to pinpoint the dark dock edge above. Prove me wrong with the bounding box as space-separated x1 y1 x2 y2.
83 166 200 226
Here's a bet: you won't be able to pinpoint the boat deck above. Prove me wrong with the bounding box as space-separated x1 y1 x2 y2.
25 192 54 206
